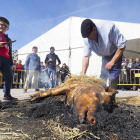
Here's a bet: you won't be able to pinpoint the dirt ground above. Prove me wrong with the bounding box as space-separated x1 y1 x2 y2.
0 95 140 140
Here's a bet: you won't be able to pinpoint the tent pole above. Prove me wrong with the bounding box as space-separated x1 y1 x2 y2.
68 16 72 71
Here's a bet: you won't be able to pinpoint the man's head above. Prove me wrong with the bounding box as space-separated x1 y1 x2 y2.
0 17 9 34
63 63 66 68
128 57 133 63
40 62 43 66
50 46 55 54
81 19 98 41
18 60 22 65
136 58 139 63
32 46 38 54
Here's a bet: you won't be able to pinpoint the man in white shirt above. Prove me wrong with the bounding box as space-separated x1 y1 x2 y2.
81 19 126 89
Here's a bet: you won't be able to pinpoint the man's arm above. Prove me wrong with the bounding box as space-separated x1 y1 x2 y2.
82 56 90 74
56 55 61 66
45 55 49 64
24 55 30 73
105 47 126 70
106 23 127 70
39 57 41 72
0 42 6 47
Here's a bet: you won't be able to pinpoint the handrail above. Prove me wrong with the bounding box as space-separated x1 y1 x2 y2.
0 69 25 84
118 69 140 85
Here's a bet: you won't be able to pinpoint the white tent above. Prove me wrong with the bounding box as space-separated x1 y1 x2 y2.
18 16 140 76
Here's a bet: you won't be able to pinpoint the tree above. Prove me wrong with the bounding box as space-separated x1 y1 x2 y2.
12 50 18 61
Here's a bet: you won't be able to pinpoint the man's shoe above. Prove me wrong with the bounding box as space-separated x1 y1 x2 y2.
23 89 27 93
35 89 40 92
2 96 18 102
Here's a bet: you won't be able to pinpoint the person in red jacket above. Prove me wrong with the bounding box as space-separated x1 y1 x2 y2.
16 60 24 88
0 17 18 101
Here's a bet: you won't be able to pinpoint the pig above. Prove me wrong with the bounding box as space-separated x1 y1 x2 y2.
30 82 118 124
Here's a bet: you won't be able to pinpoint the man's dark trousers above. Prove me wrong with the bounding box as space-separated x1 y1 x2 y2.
0 56 13 97
100 52 122 89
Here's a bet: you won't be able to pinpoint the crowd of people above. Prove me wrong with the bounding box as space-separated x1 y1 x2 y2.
11 46 70 92
120 57 140 91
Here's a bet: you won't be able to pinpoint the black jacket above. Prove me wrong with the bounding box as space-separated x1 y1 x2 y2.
126 63 136 72
133 61 140 69
59 66 70 77
45 53 61 69
4 34 13 66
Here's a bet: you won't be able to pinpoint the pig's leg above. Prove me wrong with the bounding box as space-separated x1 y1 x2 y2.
30 84 78 101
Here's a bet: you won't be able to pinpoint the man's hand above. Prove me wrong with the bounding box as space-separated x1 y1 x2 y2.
105 61 114 70
0 42 5 47
106 47 126 70
49 58 53 62
25 70 28 73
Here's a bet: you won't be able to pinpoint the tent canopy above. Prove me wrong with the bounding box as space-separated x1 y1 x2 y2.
18 16 140 76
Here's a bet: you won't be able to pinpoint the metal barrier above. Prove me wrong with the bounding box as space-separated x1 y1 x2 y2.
118 69 140 86
0 69 140 86
0 69 25 85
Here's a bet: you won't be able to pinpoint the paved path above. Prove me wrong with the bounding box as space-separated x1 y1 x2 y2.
116 89 140 97
0 88 44 100
0 88 140 100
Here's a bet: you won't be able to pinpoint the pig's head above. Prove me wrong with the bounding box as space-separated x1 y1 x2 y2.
98 87 118 113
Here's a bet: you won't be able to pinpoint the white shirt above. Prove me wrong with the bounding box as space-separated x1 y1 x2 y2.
83 21 127 57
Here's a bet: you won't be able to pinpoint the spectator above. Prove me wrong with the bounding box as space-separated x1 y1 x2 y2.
45 46 61 88
120 63 127 91
0 17 18 101
12 60 17 69
59 63 70 82
23 46 40 92
133 58 140 91
15 60 24 88
126 57 136 90
122 57 128 65
134 58 140 69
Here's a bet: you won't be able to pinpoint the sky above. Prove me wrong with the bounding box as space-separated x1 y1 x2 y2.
0 0 140 50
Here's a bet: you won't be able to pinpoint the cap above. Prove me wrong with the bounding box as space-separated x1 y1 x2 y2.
50 46 55 51
81 19 96 38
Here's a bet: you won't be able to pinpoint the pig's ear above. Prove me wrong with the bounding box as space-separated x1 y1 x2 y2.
113 90 118 95
105 86 117 92
108 90 118 96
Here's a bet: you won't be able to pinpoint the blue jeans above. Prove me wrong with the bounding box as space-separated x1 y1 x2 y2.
47 67 56 88
0 56 13 97
61 74 66 83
